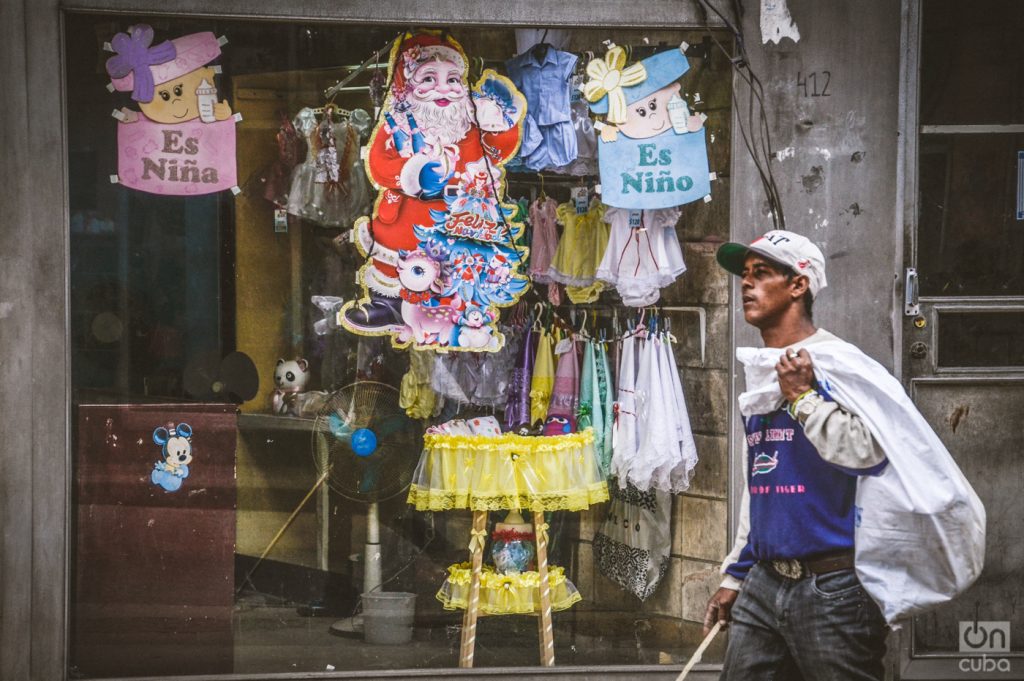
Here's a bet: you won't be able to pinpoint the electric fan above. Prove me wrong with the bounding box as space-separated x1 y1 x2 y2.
309 381 423 634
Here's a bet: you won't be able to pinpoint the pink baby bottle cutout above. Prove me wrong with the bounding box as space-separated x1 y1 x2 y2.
196 78 218 123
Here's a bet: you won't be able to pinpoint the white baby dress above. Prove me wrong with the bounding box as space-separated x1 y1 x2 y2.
596 207 685 307
611 331 697 494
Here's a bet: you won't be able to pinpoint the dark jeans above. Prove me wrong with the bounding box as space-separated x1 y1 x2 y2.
720 562 888 681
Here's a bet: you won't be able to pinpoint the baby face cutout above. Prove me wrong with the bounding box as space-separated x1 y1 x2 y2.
138 66 215 123
616 81 681 140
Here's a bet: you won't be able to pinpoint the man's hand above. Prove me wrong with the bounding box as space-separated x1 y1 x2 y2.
703 587 739 636
776 347 815 403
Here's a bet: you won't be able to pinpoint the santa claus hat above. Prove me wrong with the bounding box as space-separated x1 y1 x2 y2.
391 32 467 95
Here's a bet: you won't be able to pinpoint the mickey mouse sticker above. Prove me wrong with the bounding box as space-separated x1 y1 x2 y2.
151 423 194 493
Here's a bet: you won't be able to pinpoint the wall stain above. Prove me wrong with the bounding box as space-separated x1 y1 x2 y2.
844 202 862 217
949 404 970 433
851 151 865 163
801 166 824 193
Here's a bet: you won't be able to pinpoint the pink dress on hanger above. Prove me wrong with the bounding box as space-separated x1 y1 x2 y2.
543 337 579 435
529 197 559 284
529 196 563 306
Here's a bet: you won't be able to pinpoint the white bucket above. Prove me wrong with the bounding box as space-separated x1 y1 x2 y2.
362 591 417 645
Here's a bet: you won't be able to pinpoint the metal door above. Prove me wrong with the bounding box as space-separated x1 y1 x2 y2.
899 0 1024 677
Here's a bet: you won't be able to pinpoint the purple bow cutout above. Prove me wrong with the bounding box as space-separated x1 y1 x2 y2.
105 25 177 103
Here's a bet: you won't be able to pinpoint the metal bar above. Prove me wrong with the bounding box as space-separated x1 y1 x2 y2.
324 40 397 99
920 124 1024 134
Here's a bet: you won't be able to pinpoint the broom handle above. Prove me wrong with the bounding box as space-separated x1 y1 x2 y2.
236 466 332 594
675 621 722 681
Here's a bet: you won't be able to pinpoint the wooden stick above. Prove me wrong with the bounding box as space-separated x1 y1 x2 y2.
459 510 487 668
533 510 555 666
236 466 331 595
675 621 722 681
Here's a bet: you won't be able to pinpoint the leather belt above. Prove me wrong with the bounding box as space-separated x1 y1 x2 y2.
769 551 854 580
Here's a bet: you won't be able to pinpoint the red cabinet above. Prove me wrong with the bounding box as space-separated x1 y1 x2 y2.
72 403 237 677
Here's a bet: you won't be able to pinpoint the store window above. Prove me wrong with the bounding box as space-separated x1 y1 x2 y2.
67 14 733 677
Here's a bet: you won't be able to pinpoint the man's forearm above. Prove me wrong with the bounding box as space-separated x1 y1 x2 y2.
796 394 886 470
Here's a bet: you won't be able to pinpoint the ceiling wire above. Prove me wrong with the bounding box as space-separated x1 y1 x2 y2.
695 0 787 230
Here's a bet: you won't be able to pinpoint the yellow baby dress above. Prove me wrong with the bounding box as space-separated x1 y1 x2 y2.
547 200 609 304
529 327 556 425
399 350 439 420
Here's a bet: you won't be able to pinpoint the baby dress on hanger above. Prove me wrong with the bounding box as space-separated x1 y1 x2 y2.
506 45 579 172
594 341 615 477
661 331 698 491
530 327 556 426
400 350 441 420
596 207 685 307
578 340 597 431
611 333 639 478
529 197 560 285
286 108 319 220
505 325 537 429
543 336 579 435
253 110 306 208
548 94 599 176
288 109 370 226
547 200 609 304
632 333 673 491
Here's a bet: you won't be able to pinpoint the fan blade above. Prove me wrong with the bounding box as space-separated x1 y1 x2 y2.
220 351 259 402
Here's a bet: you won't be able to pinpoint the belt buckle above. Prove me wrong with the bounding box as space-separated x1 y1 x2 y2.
771 559 804 580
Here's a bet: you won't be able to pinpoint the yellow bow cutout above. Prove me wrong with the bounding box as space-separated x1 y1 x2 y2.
583 46 648 126
535 522 550 547
468 529 488 554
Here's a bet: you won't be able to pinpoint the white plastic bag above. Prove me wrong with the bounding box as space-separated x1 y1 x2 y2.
737 339 986 624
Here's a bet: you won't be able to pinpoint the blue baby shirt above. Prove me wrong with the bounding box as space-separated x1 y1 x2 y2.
506 46 579 170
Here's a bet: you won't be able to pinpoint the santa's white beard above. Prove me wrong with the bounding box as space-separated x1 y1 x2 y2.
407 97 474 149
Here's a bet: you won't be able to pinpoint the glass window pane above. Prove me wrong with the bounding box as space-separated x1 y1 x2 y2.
920 0 1024 126
67 13 732 678
917 133 1024 296
936 311 1024 367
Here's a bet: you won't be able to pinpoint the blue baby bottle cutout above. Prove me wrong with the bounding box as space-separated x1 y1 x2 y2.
150 423 193 492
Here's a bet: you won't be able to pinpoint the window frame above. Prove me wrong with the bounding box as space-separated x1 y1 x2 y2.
6 2 734 679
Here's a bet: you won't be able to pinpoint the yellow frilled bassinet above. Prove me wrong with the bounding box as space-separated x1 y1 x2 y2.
436 562 582 616
406 430 609 512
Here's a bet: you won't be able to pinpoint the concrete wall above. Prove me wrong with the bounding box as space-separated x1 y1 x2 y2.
726 0 903 541
729 0 903 364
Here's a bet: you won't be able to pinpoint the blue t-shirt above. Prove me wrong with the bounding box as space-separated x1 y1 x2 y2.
725 394 887 581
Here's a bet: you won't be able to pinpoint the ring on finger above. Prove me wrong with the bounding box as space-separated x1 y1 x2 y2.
786 349 799 361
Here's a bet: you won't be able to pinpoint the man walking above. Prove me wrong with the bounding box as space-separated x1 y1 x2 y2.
704 229 985 680
705 230 891 680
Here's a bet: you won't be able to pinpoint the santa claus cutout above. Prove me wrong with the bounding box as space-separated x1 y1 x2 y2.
340 31 530 352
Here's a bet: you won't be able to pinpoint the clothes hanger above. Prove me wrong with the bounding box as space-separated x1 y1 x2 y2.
532 302 544 331
531 29 550 62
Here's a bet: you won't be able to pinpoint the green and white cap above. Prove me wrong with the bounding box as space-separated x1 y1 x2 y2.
716 230 828 298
